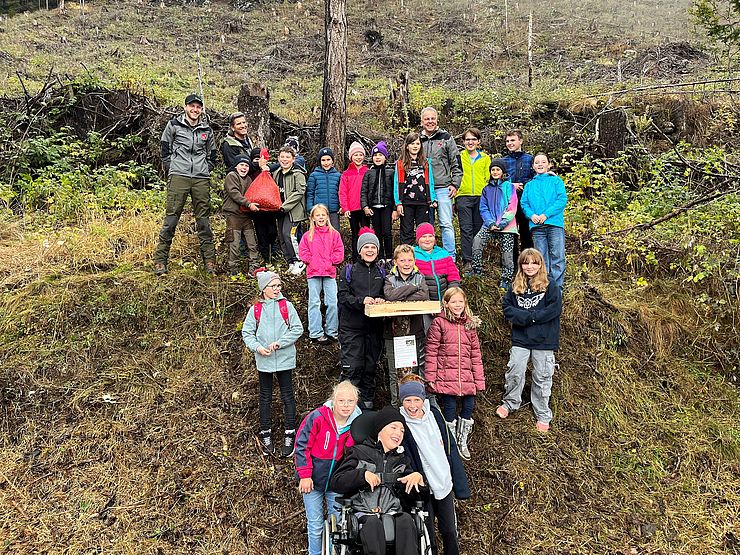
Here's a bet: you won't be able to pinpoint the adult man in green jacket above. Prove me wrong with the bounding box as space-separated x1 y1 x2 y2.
154 94 217 275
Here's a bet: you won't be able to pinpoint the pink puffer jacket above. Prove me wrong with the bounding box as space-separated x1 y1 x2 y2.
425 313 485 396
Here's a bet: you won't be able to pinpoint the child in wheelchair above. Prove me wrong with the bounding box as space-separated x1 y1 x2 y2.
329 407 429 555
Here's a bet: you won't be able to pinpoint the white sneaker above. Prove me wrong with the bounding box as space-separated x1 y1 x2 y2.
287 262 296 274
293 261 306 274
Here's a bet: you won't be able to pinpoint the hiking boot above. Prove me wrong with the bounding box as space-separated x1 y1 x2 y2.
154 262 168 276
496 405 509 419
205 260 217 275
536 421 550 433
259 429 275 456
462 262 472 275
457 418 473 460
281 429 296 458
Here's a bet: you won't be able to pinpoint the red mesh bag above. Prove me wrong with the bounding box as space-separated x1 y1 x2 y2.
245 170 281 211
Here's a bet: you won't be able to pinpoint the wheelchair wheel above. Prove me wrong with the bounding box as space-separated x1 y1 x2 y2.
322 514 349 555
414 510 432 555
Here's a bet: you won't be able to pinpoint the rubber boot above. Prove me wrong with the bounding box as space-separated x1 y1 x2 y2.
458 418 474 460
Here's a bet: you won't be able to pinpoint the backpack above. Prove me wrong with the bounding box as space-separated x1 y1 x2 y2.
253 298 290 326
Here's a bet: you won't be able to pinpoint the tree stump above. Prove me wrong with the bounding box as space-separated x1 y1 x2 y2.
389 71 410 129
596 109 627 158
237 83 270 147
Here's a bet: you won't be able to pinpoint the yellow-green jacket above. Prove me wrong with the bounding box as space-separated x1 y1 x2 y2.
457 149 491 198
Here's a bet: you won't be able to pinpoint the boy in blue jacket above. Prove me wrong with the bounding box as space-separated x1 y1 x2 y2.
306 147 342 230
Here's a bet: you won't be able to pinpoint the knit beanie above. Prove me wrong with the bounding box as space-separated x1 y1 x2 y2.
399 380 426 402
284 136 300 152
373 406 405 437
357 227 380 253
490 158 508 174
415 222 435 243
348 141 366 160
257 271 280 292
249 147 262 161
318 147 335 162
233 154 251 167
371 141 388 158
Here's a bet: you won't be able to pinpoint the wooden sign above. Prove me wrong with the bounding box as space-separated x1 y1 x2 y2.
365 300 441 318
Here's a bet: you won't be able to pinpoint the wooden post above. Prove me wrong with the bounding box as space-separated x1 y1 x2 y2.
319 0 348 168
237 83 271 147
527 11 533 88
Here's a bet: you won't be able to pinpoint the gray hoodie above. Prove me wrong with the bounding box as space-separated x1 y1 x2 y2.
160 113 217 178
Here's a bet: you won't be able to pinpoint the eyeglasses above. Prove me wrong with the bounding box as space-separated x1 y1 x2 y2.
268 283 282 289
335 399 357 406
463 137 479 142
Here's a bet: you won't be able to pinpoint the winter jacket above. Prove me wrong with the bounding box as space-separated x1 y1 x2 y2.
222 171 254 216
241 295 304 372
221 134 253 171
479 179 518 233
329 438 427 514
337 261 385 331
272 165 308 223
401 402 471 500
458 149 491 198
393 159 437 207
502 281 562 351
306 167 342 214
294 401 362 492
339 164 368 213
413 246 461 302
520 173 568 229
501 150 534 186
160 113 216 178
383 266 429 338
298 225 344 278
425 313 485 397
361 163 395 208
420 128 463 189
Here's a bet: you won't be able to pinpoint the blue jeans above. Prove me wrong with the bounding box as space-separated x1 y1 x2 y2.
531 225 565 288
303 488 338 555
438 394 476 421
307 277 338 339
435 188 456 260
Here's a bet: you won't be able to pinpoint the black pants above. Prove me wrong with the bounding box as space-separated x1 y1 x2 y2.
370 206 394 260
514 200 533 263
339 326 382 408
455 195 482 264
359 513 418 555
349 210 370 261
252 211 281 262
425 492 459 555
400 205 429 246
277 213 300 264
258 370 296 432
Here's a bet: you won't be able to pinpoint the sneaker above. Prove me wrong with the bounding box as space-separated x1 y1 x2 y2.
536 421 550 433
496 405 509 419
293 261 306 274
259 429 275 456
205 260 217 275
281 429 296 458
154 262 168 276
311 335 330 344
287 262 297 274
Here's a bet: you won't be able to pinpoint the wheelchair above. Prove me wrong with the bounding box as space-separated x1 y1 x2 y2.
321 488 432 555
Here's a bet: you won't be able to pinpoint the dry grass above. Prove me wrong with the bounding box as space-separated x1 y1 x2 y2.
1 216 738 554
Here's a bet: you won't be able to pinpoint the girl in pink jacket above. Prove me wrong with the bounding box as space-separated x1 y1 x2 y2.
299 204 345 342
425 286 485 460
339 141 369 261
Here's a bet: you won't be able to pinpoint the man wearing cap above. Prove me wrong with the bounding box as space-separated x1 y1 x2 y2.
221 112 254 171
154 93 217 275
330 406 426 555
419 107 463 260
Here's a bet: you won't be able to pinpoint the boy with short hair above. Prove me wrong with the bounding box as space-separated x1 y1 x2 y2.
306 147 342 230
502 129 535 257
272 146 307 275
222 155 261 276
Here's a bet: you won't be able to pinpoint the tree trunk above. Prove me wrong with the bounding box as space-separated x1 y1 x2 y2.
237 83 271 147
389 71 410 129
319 0 348 168
596 109 627 157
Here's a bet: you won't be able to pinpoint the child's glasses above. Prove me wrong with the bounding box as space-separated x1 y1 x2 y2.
268 283 282 289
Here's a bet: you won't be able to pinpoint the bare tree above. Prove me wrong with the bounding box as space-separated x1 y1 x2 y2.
319 0 348 168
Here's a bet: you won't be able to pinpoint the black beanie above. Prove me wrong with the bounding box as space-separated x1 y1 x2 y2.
249 147 262 161
318 147 335 162
490 158 508 174
373 406 404 437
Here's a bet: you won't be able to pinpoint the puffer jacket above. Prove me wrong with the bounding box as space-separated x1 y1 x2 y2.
222 171 253 216
339 164 368 212
520 173 568 229
425 312 485 396
241 295 304 372
361 163 395 208
298 225 344 278
294 401 362 492
329 437 427 514
306 167 341 214
272 165 308 223
420 128 463 189
479 179 518 233
458 149 491 198
160 113 216 178
413 246 461 302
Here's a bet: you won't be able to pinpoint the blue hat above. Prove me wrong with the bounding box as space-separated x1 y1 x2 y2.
399 380 426 402
318 147 335 161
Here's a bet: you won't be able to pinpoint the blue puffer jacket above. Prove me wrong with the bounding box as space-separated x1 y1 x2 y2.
306 167 341 213
520 173 568 229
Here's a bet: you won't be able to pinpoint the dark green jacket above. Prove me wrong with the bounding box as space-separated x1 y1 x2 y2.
272 165 307 223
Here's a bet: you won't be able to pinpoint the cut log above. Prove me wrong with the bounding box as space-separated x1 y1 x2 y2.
237 83 271 147
365 300 441 318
